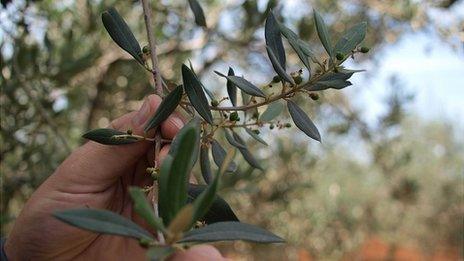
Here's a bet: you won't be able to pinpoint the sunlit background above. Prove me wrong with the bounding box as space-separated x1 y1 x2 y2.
1 0 463 260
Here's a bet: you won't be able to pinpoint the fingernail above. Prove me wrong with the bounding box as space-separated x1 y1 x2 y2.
171 116 184 130
133 99 151 126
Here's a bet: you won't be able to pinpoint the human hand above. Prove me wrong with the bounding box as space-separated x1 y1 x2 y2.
5 95 226 260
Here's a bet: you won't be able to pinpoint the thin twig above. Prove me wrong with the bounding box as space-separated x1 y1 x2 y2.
141 0 166 244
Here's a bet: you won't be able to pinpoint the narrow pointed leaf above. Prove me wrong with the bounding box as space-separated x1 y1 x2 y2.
215 72 265 98
169 118 201 168
200 146 213 184
147 246 175 261
309 79 352 91
227 67 237 106
224 129 246 149
287 100 321 141
82 128 141 145
167 204 194 234
53 208 153 240
313 10 333 57
189 61 215 100
178 221 285 243
188 184 239 224
101 7 143 64
159 123 199 225
266 46 294 84
334 22 367 56
183 65 213 124
144 85 183 132
129 187 165 233
232 132 263 170
244 128 268 146
211 139 237 173
188 0 207 27
191 149 233 226
260 102 284 122
278 23 312 71
265 11 286 68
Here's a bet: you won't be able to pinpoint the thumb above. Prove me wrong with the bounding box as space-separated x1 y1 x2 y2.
56 95 161 186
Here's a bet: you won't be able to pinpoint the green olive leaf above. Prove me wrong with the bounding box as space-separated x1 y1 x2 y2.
227 67 237 106
187 0 207 27
182 64 213 124
278 22 312 72
244 128 268 146
144 85 183 132
54 208 153 240
334 22 367 56
211 139 237 173
101 7 143 64
232 132 263 170
82 128 141 145
224 129 246 149
214 72 265 98
313 9 333 58
158 122 199 225
260 102 284 122
129 187 166 233
265 10 286 68
266 46 294 84
178 221 284 243
191 149 234 226
287 100 321 142
187 184 239 224
200 145 213 184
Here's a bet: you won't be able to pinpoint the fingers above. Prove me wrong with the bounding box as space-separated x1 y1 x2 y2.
160 113 184 139
168 245 227 261
54 95 162 188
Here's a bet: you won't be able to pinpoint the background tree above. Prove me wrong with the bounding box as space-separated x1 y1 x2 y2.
1 0 462 259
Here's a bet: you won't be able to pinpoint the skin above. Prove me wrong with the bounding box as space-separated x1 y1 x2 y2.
5 95 226 261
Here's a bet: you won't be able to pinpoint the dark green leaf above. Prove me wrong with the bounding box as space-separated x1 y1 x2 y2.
188 0 207 27
287 100 321 141
187 184 239 224
178 221 284 243
189 61 215 100
169 119 201 168
191 154 226 225
297 39 318 63
334 22 367 56
215 72 265 98
147 246 175 261
266 46 294 84
54 208 153 240
260 102 284 122
232 132 263 170
159 122 199 225
129 187 165 232
200 146 213 184
227 67 237 106
265 11 286 68
224 129 246 149
244 128 268 146
82 128 140 145
182 64 213 124
310 79 352 91
144 85 183 132
278 23 311 72
211 139 237 173
101 7 143 64
313 10 333 57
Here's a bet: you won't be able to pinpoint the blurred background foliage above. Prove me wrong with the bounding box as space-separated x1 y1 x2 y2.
1 0 463 260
